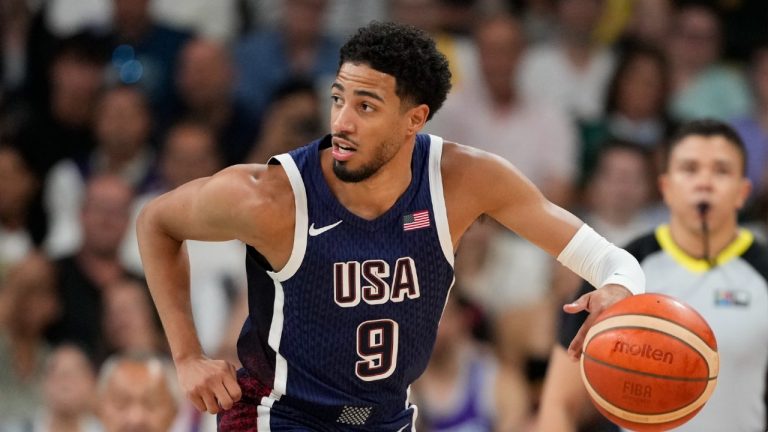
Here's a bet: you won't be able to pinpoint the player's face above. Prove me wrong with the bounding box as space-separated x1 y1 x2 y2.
659 135 750 235
329 62 426 182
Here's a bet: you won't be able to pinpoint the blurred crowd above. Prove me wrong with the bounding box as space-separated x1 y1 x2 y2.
1 0 767 431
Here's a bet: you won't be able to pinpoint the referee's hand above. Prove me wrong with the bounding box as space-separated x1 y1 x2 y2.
177 355 242 414
563 284 632 361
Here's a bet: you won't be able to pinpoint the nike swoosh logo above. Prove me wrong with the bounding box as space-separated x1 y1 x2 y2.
308 220 342 236
396 425 410 432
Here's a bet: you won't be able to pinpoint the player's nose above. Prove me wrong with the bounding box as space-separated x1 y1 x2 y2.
331 105 355 134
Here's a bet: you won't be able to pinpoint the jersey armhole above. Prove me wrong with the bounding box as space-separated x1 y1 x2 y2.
428 134 454 267
267 154 308 281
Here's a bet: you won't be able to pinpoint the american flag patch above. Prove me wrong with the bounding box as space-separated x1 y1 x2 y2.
403 210 430 231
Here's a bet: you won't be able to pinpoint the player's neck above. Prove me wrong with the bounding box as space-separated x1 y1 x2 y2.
323 141 415 221
668 218 740 261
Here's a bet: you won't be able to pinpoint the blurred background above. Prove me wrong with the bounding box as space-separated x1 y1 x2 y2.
1 0 767 431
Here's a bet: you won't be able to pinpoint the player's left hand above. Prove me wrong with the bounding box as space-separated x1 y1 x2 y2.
563 284 632 361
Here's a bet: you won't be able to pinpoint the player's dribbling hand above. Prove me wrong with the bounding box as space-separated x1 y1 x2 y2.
562 284 632 361
177 355 242 414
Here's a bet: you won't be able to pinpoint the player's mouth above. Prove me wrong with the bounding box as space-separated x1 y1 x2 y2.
332 137 357 161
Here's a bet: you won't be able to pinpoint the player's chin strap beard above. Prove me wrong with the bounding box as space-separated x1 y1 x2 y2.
697 202 715 268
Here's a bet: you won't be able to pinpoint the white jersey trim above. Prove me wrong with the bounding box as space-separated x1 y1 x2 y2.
257 402 272 431
262 152 307 406
267 279 288 399
428 135 454 267
268 153 308 281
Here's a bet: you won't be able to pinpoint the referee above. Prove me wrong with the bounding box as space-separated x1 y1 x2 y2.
536 119 768 432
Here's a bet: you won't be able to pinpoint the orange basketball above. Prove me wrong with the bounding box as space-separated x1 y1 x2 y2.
580 293 719 431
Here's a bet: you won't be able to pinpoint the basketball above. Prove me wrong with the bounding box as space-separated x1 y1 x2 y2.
580 293 719 431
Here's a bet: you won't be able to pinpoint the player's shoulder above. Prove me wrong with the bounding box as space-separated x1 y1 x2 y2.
441 140 497 161
205 163 293 216
203 163 295 247
440 140 514 178
212 163 290 191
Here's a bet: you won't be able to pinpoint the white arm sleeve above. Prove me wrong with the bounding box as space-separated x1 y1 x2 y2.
556 224 645 295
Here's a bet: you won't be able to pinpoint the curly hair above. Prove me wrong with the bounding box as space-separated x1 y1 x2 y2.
339 21 452 121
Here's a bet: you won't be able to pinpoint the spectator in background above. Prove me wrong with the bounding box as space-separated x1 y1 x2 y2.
19 32 109 176
0 252 60 424
107 0 191 122
234 0 340 123
430 13 578 207
618 0 672 50
412 295 532 431
146 122 222 194
150 0 238 42
45 175 141 362
41 0 236 42
44 85 157 258
0 144 45 281
579 44 673 180
2 344 101 432
98 352 179 432
247 0 387 42
0 0 37 106
513 0 559 44
173 38 257 165
717 0 768 64
747 170 768 242
247 79 323 164
731 43 768 203
102 279 165 357
120 122 247 361
518 0 615 123
389 0 478 93
437 0 479 36
666 2 751 122
42 0 112 37
581 142 658 248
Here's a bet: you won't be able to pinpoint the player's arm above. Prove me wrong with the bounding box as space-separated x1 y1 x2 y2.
136 163 290 414
442 143 644 356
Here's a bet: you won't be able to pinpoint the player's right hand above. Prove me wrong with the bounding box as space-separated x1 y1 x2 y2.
562 284 632 361
176 355 242 414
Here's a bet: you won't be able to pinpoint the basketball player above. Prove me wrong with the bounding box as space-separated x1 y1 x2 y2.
536 119 768 432
137 21 645 431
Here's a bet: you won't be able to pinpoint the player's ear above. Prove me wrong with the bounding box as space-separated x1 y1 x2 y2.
405 104 429 135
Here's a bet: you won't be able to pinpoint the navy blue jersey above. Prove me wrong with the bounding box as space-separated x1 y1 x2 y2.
235 134 455 428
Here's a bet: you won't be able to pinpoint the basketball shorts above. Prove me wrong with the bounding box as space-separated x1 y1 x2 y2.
218 369 416 431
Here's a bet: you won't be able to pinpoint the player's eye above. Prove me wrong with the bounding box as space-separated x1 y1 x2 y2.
331 95 343 105
361 103 375 112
